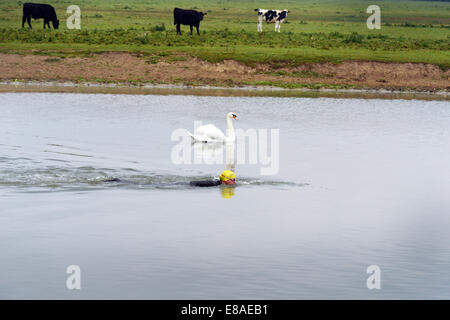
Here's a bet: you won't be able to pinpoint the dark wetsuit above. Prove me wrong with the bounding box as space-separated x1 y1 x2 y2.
105 177 222 187
189 179 221 187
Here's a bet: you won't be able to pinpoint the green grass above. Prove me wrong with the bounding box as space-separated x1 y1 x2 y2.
0 0 449 67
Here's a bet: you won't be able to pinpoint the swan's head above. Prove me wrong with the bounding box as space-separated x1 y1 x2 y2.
227 112 238 120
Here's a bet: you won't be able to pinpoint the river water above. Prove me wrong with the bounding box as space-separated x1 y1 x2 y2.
0 93 449 299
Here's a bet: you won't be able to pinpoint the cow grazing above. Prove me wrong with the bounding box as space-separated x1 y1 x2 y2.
254 8 289 32
22 2 59 29
173 8 207 35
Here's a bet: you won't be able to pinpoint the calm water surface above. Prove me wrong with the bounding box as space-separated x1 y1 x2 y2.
0 93 449 299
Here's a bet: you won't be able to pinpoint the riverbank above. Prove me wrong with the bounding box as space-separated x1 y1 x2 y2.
1 80 448 101
0 52 448 100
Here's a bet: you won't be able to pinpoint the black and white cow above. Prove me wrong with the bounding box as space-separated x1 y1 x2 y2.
254 9 289 32
173 8 207 35
22 2 59 29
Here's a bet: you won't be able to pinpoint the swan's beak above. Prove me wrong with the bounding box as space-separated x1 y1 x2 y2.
233 115 238 120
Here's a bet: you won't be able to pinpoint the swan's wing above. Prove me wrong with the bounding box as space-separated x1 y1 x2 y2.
187 131 210 143
191 134 212 143
194 124 226 141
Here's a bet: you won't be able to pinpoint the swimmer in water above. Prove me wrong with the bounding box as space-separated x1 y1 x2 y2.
105 170 236 188
189 170 236 187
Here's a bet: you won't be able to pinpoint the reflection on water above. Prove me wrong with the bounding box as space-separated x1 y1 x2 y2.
190 140 236 172
220 185 235 199
0 93 450 299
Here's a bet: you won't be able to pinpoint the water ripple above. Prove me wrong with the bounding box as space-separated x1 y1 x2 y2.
0 164 305 192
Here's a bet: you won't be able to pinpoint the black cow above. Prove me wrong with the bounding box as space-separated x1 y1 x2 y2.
173 8 207 35
22 3 59 29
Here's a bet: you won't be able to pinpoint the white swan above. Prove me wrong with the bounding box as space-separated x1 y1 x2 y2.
188 112 238 143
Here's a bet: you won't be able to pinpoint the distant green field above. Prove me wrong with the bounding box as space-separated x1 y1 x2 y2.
0 0 449 67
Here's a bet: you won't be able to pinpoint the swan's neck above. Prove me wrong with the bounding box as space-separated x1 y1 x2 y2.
225 141 236 171
226 116 235 141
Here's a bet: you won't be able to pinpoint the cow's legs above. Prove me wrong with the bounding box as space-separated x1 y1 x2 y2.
189 25 193 35
43 19 51 29
257 22 262 32
26 16 32 28
176 23 181 35
22 15 26 28
196 25 200 35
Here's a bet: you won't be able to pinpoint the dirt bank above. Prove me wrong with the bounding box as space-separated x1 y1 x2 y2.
0 52 448 91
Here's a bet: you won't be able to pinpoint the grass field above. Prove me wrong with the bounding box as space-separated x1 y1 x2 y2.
0 0 449 70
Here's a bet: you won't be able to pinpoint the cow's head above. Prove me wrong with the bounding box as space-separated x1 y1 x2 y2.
198 12 207 20
52 19 60 29
254 8 263 15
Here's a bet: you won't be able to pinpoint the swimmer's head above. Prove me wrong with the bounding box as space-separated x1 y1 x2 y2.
219 170 236 185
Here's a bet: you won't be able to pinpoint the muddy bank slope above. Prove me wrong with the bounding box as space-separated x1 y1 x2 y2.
0 52 448 91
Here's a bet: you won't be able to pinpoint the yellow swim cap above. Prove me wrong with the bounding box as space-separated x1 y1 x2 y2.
219 170 236 182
